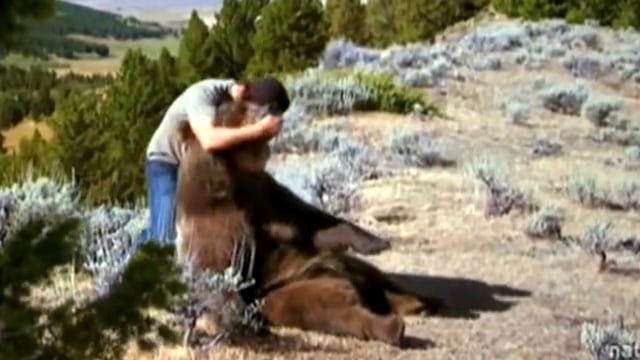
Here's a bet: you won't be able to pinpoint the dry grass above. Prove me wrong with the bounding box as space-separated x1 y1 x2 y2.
1 119 54 154
118 52 640 360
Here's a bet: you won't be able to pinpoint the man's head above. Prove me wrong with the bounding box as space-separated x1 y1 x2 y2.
179 101 271 173
230 76 290 118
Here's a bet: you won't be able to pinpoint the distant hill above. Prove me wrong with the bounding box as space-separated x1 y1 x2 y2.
65 0 223 13
42 1 174 39
5 1 176 60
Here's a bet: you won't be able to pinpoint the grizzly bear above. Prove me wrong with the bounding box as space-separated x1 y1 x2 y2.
174 100 391 268
175 101 446 347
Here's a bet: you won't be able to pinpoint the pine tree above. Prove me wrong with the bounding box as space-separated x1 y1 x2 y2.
0 132 5 155
51 49 176 204
97 48 174 204
176 10 211 85
0 0 56 50
247 0 329 76
613 0 640 29
50 88 110 203
393 0 488 44
0 92 25 130
205 0 269 79
157 46 182 93
393 0 442 44
365 0 397 47
0 217 187 360
29 86 55 119
325 0 368 44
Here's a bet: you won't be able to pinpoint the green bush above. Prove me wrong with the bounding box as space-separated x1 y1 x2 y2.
350 71 433 114
285 69 437 115
284 69 435 115
0 216 187 360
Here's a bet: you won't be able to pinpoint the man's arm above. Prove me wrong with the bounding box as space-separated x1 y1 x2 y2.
189 112 267 151
184 84 271 151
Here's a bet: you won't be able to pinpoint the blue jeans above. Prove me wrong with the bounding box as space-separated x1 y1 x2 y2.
143 159 179 245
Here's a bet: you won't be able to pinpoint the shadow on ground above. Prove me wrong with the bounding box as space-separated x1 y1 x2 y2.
387 273 532 319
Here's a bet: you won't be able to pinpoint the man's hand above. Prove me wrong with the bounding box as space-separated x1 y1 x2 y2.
257 114 282 138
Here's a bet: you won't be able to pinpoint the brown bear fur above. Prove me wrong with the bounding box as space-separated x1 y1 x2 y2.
175 101 391 269
175 101 446 346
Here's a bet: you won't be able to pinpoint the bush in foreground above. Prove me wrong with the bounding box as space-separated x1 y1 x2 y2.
0 216 186 360
0 177 267 357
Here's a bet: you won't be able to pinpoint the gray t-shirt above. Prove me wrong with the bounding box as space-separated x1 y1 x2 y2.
146 78 235 165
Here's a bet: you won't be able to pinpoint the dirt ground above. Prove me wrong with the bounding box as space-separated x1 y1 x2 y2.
123 51 640 359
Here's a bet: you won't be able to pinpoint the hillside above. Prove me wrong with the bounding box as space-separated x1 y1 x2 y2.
66 0 222 13
6 1 175 60
2 5 640 360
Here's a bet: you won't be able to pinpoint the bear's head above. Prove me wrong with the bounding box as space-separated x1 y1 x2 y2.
178 100 272 173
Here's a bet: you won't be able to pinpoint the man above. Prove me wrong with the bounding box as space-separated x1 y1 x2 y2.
143 77 291 244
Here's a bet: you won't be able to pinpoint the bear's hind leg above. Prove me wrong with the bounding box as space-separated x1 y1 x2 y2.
261 278 405 346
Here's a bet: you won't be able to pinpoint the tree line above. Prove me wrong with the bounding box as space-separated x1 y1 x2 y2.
0 64 113 130
174 0 640 84
0 0 175 60
492 0 640 29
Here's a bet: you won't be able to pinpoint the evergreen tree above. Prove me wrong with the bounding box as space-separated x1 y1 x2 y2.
205 0 269 79
157 46 182 92
96 49 177 204
176 10 211 85
51 49 179 205
325 0 368 44
491 0 639 31
50 88 109 203
0 0 56 50
513 0 578 20
365 0 397 47
393 0 448 44
613 0 640 29
30 86 55 119
247 0 329 76
0 93 25 130
0 218 186 360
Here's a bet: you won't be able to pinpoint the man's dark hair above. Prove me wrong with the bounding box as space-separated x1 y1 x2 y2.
244 76 291 115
